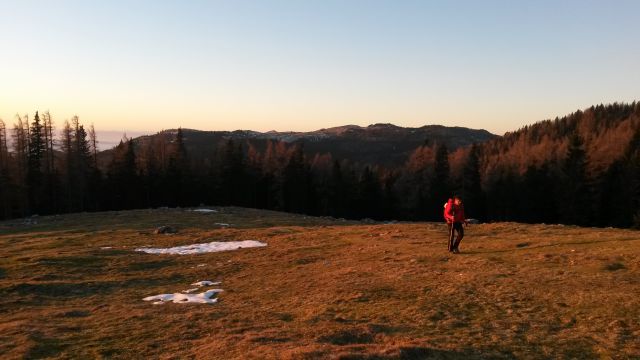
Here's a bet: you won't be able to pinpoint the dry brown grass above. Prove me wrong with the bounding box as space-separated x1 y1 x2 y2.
1 208 639 359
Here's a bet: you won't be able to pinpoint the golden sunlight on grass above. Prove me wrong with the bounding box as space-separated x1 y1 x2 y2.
1 208 638 359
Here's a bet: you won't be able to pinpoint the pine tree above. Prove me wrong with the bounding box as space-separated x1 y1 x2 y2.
430 143 450 220
282 145 311 213
166 128 190 206
88 123 98 168
460 144 485 221
355 165 382 219
27 111 46 214
521 163 557 224
0 119 11 218
60 120 74 211
0 119 8 173
74 123 94 210
11 115 29 215
41 111 58 213
559 133 591 225
107 138 140 209
328 160 347 218
217 139 246 206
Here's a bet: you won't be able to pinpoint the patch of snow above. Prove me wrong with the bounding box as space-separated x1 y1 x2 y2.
143 289 223 304
135 240 267 255
100 246 113 249
192 280 221 287
196 264 207 267
182 288 199 294
191 209 218 213
214 223 230 227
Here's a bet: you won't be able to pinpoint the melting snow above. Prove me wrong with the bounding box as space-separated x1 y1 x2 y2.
182 288 199 294
135 240 267 255
143 289 223 304
215 223 230 227
192 280 221 287
191 209 218 213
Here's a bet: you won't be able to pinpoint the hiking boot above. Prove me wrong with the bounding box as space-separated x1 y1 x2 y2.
452 248 460 254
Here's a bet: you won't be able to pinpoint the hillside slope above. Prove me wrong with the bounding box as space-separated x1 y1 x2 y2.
472 102 640 176
98 124 496 167
1 208 638 359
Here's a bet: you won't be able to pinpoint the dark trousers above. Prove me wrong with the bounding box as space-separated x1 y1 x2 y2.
448 222 464 251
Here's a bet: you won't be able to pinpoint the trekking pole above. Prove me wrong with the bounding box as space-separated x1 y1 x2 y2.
448 207 455 251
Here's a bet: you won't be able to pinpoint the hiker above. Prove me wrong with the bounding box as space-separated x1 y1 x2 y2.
444 195 467 254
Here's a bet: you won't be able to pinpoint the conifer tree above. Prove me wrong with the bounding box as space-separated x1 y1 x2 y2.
41 111 58 213
559 133 591 225
27 112 45 213
460 144 485 220
217 139 246 205
430 143 450 219
0 119 11 218
282 145 311 213
328 160 347 218
11 115 29 215
60 120 74 211
355 165 382 219
107 138 139 209
166 128 190 206
74 122 94 210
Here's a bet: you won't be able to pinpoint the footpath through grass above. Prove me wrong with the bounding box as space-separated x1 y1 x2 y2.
0 208 638 359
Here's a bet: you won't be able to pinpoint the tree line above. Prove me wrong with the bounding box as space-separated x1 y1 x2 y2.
0 102 638 228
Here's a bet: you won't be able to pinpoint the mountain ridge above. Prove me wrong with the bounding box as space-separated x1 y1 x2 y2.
103 123 497 167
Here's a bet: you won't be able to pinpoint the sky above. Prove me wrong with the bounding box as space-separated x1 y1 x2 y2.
1 0 639 138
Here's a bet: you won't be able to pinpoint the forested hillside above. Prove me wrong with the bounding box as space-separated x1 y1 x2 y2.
469 102 640 227
0 102 638 228
97 124 495 168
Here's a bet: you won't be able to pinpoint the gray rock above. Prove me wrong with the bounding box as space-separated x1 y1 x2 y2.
154 226 177 234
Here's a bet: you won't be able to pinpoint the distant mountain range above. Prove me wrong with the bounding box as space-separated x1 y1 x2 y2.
106 123 496 166
99 102 640 173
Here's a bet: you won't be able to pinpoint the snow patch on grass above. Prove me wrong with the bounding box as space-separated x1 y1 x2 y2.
191 209 218 213
192 280 221 286
143 289 223 304
135 240 267 255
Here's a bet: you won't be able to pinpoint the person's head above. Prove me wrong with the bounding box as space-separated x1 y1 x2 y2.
453 195 462 205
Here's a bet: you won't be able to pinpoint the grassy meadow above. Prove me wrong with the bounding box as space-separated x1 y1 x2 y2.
0 208 638 359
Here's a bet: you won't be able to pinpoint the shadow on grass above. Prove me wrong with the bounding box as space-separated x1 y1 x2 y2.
604 262 626 271
25 334 68 359
38 255 108 270
465 236 640 255
5 275 186 300
318 328 375 345
125 259 175 272
336 346 516 360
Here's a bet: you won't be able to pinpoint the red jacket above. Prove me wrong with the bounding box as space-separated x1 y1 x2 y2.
444 199 465 223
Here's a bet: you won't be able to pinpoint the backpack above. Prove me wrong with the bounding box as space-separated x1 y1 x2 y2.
443 198 454 222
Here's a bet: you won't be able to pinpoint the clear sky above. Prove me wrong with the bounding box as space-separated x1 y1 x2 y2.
1 0 638 136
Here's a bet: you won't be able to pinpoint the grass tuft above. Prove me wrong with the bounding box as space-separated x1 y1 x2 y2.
604 262 626 271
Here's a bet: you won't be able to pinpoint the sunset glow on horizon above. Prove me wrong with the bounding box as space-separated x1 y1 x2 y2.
1 0 639 136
